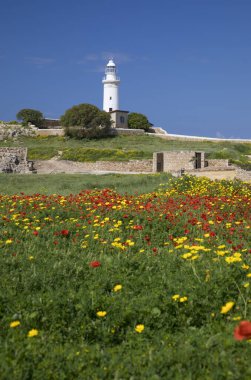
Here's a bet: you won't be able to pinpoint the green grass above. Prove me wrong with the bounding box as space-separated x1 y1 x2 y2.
1 135 251 166
60 147 148 162
0 173 172 195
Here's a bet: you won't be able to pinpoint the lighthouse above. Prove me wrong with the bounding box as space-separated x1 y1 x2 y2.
102 59 120 112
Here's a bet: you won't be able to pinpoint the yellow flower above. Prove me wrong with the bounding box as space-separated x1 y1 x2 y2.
242 264 250 270
27 329 39 337
10 320 20 328
243 283 250 288
191 255 199 260
96 311 107 317
220 301 235 314
135 324 144 333
172 294 180 301
179 297 188 303
181 253 192 259
113 284 122 292
5 239 13 244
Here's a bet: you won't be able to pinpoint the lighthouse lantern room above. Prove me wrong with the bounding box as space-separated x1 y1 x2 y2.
102 59 120 112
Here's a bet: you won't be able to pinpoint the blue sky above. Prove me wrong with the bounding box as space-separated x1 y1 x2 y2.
1 0 251 138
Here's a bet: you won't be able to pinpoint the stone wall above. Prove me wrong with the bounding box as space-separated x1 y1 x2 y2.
0 147 31 173
206 159 229 168
94 159 152 172
235 168 251 182
0 123 36 140
35 128 146 137
35 129 65 137
114 128 145 136
34 159 153 174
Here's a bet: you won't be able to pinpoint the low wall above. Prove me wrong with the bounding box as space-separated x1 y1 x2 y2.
35 128 146 137
235 168 251 181
207 159 229 168
35 129 65 137
34 159 153 174
149 133 251 143
94 159 152 172
115 128 145 135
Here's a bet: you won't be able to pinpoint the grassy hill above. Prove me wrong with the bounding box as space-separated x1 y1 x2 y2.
1 134 251 169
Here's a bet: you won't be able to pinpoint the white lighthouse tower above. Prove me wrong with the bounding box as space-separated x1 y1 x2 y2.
102 59 120 112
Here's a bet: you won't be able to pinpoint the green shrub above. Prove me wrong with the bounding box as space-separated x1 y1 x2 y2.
27 147 58 160
61 104 112 139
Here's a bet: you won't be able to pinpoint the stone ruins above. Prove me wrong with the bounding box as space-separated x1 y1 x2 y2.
0 148 33 174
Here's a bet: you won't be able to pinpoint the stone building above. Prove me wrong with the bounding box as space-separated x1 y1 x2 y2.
153 151 206 172
109 110 129 129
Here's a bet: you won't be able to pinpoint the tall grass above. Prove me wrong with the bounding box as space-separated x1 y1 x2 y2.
0 173 172 195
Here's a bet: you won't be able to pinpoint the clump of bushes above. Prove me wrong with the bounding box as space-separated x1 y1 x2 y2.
61 104 112 139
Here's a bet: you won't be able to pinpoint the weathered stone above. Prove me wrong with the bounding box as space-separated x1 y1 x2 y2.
0 148 32 174
0 123 36 139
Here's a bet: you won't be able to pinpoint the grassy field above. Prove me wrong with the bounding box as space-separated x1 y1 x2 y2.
0 173 172 195
1 176 251 379
1 135 251 168
1 130 251 378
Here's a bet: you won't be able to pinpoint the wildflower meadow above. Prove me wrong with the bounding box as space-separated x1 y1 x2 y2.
1 175 251 379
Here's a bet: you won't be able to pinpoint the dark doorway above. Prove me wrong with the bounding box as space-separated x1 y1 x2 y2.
156 153 164 172
195 152 202 169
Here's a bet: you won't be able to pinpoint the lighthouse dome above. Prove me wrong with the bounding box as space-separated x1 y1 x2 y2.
107 59 116 67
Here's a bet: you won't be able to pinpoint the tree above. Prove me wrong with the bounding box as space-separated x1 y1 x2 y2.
60 104 113 139
128 112 151 131
16 109 44 128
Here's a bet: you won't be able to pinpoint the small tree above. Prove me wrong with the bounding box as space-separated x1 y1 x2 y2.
16 109 44 128
128 112 151 131
61 104 112 139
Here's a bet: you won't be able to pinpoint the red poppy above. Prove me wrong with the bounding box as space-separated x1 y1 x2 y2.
61 229 70 236
234 321 251 341
90 261 101 268
33 231 39 236
133 225 143 230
